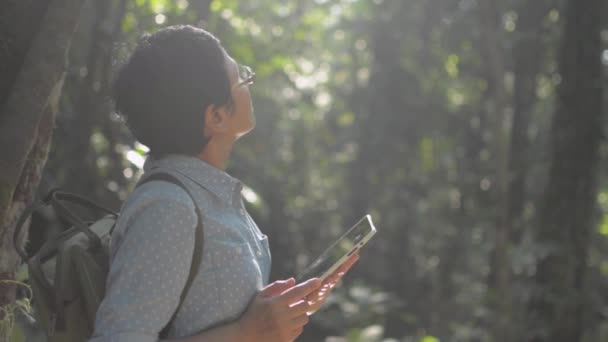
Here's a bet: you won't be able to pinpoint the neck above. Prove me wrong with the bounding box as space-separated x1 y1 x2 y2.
197 138 234 170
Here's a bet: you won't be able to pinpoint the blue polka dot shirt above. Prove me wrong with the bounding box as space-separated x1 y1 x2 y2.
90 154 272 341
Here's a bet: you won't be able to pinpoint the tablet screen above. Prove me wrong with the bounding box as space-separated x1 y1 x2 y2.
297 215 375 282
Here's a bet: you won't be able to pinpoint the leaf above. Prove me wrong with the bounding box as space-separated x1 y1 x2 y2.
149 0 168 13
445 54 459 78
419 137 435 172
338 111 355 127
10 325 26 342
599 214 608 236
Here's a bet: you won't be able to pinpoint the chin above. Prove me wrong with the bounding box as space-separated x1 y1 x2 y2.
248 112 256 130
244 118 256 134
236 126 254 139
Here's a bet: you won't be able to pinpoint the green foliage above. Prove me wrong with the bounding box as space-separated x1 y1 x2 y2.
26 0 607 341
1 279 33 342
420 336 440 342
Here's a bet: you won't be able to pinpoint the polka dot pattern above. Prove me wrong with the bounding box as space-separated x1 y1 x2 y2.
90 154 271 341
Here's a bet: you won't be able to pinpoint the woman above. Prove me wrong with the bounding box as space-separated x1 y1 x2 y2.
90 25 358 342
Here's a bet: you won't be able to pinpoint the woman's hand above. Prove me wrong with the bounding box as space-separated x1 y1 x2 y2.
238 278 322 342
305 252 360 315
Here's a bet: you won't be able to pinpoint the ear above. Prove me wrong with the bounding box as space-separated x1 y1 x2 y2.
203 104 230 137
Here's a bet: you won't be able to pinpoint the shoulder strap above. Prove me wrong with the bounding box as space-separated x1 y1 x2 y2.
137 172 204 337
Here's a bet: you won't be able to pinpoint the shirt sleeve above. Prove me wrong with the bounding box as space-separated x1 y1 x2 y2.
90 182 197 342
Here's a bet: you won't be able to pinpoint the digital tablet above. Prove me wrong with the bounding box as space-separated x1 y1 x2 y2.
296 214 377 282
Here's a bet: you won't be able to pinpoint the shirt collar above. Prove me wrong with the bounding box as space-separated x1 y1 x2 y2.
142 153 243 205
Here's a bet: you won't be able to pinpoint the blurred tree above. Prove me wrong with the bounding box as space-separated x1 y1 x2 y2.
2 0 607 340
479 1 553 341
0 0 85 333
477 1 513 339
524 0 604 341
53 0 128 208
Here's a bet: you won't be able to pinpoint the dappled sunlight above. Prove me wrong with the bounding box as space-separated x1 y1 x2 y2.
3 0 607 341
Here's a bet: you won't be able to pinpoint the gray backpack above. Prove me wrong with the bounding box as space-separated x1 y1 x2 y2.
13 172 203 341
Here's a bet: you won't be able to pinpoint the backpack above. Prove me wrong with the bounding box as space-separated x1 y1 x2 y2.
12 171 204 341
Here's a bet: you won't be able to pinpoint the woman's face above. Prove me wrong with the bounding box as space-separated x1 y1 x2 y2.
223 52 255 139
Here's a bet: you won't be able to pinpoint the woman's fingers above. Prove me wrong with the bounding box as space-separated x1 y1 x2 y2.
284 299 311 317
302 255 362 317
323 253 360 286
336 253 360 274
287 326 304 341
260 278 296 298
290 313 310 327
307 287 330 303
277 278 321 305
242 278 321 342
281 302 312 342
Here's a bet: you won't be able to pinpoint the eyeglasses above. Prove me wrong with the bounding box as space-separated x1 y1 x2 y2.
233 64 255 89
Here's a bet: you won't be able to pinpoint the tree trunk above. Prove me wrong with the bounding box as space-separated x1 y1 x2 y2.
0 0 85 324
192 0 214 26
477 1 513 340
508 2 549 243
505 2 552 339
525 0 604 341
59 0 127 208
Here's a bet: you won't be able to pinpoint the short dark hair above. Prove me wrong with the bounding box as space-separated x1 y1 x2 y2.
114 25 231 156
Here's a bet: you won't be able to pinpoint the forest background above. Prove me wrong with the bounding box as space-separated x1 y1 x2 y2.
0 0 607 341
